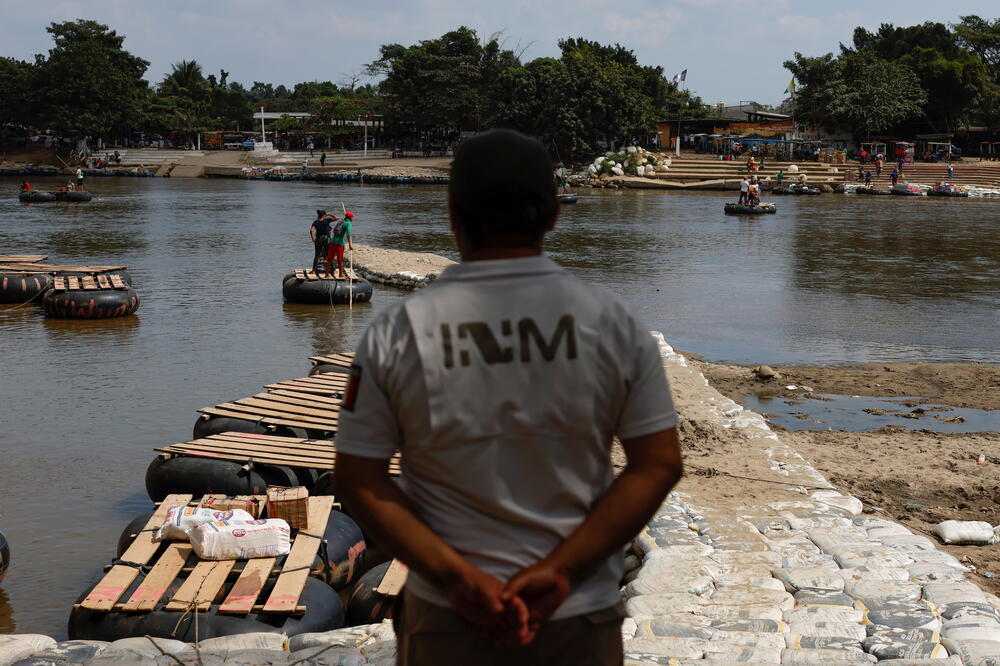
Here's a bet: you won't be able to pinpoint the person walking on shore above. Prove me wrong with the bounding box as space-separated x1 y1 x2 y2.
739 175 750 204
891 169 899 186
320 151 327 168
310 209 333 274
335 128 683 665
947 162 954 180
865 169 872 187
326 211 353 279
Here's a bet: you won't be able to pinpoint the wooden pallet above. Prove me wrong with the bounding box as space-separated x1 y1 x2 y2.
309 352 355 369
264 373 349 397
198 390 340 433
52 274 128 291
0 254 47 264
292 269 359 281
80 494 338 616
156 432 401 475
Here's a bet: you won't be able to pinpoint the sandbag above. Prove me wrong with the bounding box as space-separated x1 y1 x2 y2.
105 637 191 657
862 634 948 660
0 635 57 664
624 571 713 598
706 585 794 611
711 618 788 633
785 634 864 651
189 519 290 560
287 646 365 665
698 604 784 622
780 647 876 664
941 638 1000 665
787 621 867 641
794 589 857 609
784 607 865 624
196 632 287 652
908 563 969 583
776 566 846 593
946 625 1000 642
934 521 997 545
864 600 941 632
624 594 706 620
867 625 940 643
622 638 704 660
156 506 255 541
810 491 864 515
846 579 922 606
14 639 109 664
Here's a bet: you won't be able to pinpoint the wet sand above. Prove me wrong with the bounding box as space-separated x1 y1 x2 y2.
695 357 1000 595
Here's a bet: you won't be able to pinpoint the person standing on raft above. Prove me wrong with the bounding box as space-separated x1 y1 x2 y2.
326 211 353 279
335 128 683 664
309 209 333 273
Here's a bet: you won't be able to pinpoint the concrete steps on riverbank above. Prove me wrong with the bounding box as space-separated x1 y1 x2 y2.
272 150 393 164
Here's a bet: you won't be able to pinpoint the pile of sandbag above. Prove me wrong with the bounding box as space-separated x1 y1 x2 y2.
588 147 669 178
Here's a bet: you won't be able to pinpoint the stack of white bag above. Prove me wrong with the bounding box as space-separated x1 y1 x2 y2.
190 519 291 560
155 506 256 541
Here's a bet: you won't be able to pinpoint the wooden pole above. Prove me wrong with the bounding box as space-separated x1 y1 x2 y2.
342 202 352 310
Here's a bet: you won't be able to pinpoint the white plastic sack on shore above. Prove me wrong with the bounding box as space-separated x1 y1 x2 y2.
780 647 876 664
787 621 867 641
784 607 865 625
786 634 863 651
703 644 782 662
924 582 988 607
698 603 784 622
288 647 365 665
624 572 713 598
711 618 788 633
946 625 1000 641
845 580 922 606
941 638 1000 665
910 550 969 570
706 585 794 611
106 637 191 657
934 520 998 545
634 620 713 640
189 519 290 560
879 534 939 552
624 594 705 620
862 635 948 661
864 601 941 632
876 658 962 666
623 637 705 660
908 563 969 583
811 491 863 515
0 634 57 664
840 565 910 583
197 633 287 652
776 566 846 593
611 166 624 176
869 625 940 643
156 506 255 541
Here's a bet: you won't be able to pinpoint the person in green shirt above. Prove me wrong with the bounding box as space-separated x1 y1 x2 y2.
776 169 783 186
326 211 354 279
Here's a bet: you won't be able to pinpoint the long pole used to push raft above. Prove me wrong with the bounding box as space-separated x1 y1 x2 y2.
341 202 352 310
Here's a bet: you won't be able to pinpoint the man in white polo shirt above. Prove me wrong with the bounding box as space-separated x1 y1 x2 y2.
336 129 682 664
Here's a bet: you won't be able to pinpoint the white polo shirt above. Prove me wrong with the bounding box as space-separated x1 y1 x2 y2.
336 255 677 619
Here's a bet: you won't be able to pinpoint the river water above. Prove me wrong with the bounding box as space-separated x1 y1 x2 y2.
0 177 998 636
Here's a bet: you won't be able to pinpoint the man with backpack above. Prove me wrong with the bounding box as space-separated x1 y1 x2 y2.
326 211 354 279
310 209 334 273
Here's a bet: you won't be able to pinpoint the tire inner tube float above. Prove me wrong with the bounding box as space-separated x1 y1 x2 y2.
68 576 343 642
192 413 323 441
145 454 308 501
0 530 9 583
345 561 397 626
0 271 52 304
18 191 56 202
724 203 776 215
55 191 93 202
43 287 139 318
114 507 365 590
559 194 578 204
282 272 373 305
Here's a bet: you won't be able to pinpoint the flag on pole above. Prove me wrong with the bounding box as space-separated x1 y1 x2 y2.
785 77 796 95
680 69 687 82
672 69 687 84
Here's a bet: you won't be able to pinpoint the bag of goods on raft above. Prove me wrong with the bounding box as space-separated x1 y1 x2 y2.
933 520 998 545
189 518 290 560
155 505 255 541
267 486 309 529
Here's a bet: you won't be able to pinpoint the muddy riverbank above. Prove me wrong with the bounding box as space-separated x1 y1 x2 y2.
696 357 1000 594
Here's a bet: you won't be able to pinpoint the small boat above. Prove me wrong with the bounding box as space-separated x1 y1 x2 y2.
724 202 776 215
559 194 578 204
891 184 923 196
926 185 969 198
774 184 821 195
18 191 57 202
856 187 892 195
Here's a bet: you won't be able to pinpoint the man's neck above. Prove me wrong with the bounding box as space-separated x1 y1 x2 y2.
460 246 542 262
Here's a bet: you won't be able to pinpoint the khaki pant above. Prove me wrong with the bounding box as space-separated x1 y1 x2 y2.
394 589 623 666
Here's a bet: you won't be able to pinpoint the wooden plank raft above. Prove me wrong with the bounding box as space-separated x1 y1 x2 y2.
52 275 128 291
0 254 47 264
292 269 359 282
0 262 127 273
264 373 349 397
198 393 340 433
81 494 340 616
156 432 401 476
309 352 356 370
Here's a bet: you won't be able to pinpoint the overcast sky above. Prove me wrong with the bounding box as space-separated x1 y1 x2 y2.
2 0 996 106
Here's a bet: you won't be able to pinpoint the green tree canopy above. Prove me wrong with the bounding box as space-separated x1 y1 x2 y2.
834 50 927 138
33 20 150 140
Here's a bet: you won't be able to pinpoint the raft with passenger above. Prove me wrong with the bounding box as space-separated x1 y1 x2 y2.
724 202 776 215
282 269 373 305
18 191 56 202
68 492 368 642
927 184 969 198
55 190 93 202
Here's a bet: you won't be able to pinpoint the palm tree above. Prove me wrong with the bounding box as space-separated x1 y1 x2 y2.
162 60 205 97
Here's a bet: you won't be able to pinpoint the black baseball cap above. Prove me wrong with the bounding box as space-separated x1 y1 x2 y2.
449 129 557 234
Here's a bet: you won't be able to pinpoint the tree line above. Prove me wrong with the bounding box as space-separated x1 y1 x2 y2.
784 16 1000 139
0 20 699 153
